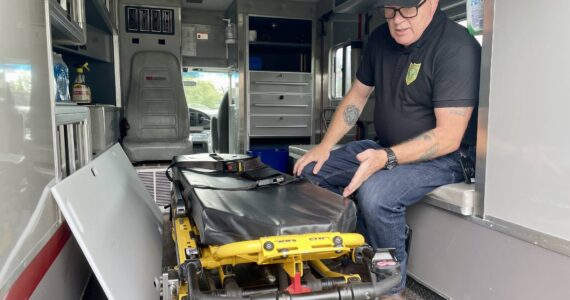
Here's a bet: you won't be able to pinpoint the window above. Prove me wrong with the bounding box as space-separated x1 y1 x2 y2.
330 42 361 101
182 69 230 117
332 47 343 99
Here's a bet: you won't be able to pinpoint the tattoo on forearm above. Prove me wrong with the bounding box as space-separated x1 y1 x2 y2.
411 131 439 162
418 144 439 161
449 107 468 116
343 104 360 126
413 131 436 142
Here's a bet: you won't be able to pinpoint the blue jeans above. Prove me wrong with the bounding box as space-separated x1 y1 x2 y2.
301 140 469 293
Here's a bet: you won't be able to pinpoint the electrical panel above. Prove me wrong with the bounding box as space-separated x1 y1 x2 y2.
125 6 174 35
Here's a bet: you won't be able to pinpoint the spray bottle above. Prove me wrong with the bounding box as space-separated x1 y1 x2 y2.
72 62 91 103
466 0 484 36
223 19 236 44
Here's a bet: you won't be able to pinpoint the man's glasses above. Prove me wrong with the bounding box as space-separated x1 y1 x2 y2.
379 0 427 19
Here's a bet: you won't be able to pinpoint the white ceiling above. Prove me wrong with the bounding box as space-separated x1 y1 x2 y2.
181 0 320 12
181 0 233 11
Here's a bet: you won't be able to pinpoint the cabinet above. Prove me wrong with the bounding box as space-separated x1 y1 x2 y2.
54 25 113 63
51 0 120 106
247 16 313 149
248 16 312 73
49 0 87 45
50 0 117 46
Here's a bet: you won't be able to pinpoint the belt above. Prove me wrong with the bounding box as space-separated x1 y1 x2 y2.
172 154 266 174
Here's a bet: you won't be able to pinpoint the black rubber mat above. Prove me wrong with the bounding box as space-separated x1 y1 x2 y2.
405 276 447 300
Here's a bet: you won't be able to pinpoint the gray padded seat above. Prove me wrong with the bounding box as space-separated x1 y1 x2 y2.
122 51 192 162
210 116 218 152
208 92 229 153
217 93 229 153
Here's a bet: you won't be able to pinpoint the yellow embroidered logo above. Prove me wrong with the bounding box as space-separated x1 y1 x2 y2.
405 62 421 86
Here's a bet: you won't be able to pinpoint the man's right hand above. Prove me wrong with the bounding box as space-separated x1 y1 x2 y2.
293 144 331 176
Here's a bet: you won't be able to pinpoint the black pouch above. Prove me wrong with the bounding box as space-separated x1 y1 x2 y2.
458 149 476 184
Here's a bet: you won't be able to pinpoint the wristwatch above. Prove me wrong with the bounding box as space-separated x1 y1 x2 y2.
383 148 398 170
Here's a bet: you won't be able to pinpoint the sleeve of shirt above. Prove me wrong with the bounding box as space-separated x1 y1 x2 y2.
432 43 481 108
355 31 379 87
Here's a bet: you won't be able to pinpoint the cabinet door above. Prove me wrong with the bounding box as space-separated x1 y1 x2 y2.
250 94 312 115
1 0 62 293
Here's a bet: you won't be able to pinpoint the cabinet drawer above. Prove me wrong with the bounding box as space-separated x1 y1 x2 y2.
250 71 312 93
250 116 311 137
250 94 312 115
250 71 311 83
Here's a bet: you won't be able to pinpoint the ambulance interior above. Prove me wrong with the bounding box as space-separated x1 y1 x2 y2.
2 0 570 299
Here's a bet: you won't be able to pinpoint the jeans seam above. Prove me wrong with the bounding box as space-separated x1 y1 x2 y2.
390 170 432 207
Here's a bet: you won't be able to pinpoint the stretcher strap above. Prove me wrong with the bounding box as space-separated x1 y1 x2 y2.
166 154 301 190
186 177 302 191
174 155 265 174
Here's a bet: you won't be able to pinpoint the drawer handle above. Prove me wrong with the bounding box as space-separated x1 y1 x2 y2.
255 125 308 128
253 81 310 86
254 104 309 108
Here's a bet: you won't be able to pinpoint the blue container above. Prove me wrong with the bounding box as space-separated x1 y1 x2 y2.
247 148 288 173
249 56 262 70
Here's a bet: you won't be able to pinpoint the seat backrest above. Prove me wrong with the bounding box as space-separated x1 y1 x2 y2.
210 116 218 152
124 51 189 142
217 92 229 153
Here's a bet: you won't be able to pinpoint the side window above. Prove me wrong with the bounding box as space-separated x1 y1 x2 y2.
330 44 353 101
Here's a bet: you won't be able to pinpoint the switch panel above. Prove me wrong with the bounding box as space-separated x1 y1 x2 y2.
151 9 161 33
127 7 138 31
162 10 173 34
125 6 174 35
139 8 150 32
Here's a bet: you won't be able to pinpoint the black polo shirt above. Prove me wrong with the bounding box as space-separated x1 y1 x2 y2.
356 9 481 147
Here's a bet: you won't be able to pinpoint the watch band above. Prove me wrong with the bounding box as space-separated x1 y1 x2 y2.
383 147 398 170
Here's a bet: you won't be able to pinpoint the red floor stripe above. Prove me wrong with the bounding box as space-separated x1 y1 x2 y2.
4 223 72 300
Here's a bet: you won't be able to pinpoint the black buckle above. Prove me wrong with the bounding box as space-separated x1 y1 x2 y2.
223 161 244 173
458 150 475 184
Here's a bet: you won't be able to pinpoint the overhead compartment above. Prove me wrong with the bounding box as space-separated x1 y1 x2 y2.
49 0 87 45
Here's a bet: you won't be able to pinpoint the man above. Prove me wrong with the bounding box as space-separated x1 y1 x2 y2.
293 0 480 298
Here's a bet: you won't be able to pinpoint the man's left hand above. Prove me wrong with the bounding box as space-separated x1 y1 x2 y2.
343 149 387 197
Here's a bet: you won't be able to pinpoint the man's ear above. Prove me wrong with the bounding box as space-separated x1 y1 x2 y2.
431 0 440 12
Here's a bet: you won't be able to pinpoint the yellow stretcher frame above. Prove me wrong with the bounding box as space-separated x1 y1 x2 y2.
172 216 367 300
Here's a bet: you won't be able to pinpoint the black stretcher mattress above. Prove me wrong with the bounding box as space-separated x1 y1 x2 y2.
175 157 357 245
